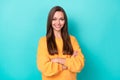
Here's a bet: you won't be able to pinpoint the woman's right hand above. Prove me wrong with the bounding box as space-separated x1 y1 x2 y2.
72 51 78 57
62 65 68 70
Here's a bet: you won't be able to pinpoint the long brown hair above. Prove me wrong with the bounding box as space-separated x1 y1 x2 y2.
46 6 73 55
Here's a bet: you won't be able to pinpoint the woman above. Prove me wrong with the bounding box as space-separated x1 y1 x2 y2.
37 6 84 80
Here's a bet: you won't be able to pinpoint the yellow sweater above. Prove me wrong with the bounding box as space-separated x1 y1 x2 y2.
37 35 84 80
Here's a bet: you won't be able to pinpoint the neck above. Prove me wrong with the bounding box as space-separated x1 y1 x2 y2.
54 30 61 38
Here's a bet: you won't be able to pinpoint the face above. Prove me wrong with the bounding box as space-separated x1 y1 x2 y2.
52 11 65 32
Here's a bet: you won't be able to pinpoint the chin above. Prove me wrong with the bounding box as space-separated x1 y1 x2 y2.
55 29 61 32
53 28 61 32
55 28 62 31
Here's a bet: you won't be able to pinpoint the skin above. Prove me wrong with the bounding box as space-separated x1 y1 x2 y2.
51 11 78 70
52 11 65 38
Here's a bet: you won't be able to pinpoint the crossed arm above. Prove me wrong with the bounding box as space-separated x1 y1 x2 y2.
51 51 78 70
37 37 84 76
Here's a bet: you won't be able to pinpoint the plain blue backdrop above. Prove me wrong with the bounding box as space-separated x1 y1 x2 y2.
0 0 120 80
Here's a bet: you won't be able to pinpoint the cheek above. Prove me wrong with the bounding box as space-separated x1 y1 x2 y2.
60 21 65 25
52 21 55 25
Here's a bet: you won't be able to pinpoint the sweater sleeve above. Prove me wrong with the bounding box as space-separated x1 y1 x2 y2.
64 36 85 73
37 37 62 76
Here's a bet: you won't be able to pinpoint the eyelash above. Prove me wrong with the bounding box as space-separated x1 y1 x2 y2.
52 18 65 20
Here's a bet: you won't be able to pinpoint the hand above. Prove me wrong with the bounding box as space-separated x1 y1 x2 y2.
72 51 78 57
62 65 68 70
58 58 65 65
51 58 59 63
51 58 66 65
51 58 67 70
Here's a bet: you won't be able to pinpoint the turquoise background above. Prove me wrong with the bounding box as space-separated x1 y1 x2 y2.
0 0 120 80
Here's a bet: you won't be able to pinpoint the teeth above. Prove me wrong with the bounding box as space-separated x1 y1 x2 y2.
55 26 60 28
56 26 60 28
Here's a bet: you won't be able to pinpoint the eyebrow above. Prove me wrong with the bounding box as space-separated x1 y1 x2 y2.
53 17 64 18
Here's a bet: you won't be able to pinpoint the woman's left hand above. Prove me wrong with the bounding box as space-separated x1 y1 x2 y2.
51 58 65 65
51 58 59 63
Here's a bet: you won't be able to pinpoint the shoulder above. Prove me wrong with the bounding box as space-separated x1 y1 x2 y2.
38 36 46 44
69 35 79 45
70 35 76 41
40 36 46 41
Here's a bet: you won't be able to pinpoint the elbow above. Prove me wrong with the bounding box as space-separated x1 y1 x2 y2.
43 72 57 77
72 60 85 72
79 58 85 71
79 58 85 72
37 65 54 77
37 63 42 73
37 62 59 77
75 63 84 72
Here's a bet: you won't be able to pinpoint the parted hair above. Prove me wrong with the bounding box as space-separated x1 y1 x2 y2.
46 6 73 55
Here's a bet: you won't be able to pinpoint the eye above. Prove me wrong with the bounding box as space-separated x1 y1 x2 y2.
52 18 57 20
60 18 65 21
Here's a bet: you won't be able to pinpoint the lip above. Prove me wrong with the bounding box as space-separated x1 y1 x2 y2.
55 25 61 28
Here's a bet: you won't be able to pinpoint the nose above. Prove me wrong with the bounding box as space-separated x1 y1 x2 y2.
56 20 60 24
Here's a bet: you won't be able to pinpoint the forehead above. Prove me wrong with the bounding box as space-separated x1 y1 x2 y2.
53 11 64 17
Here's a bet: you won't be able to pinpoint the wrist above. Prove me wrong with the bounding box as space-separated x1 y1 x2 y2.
58 58 65 65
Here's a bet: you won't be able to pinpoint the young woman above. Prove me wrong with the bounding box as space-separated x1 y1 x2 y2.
37 6 84 80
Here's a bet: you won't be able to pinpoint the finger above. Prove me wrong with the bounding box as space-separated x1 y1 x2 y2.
73 51 78 57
